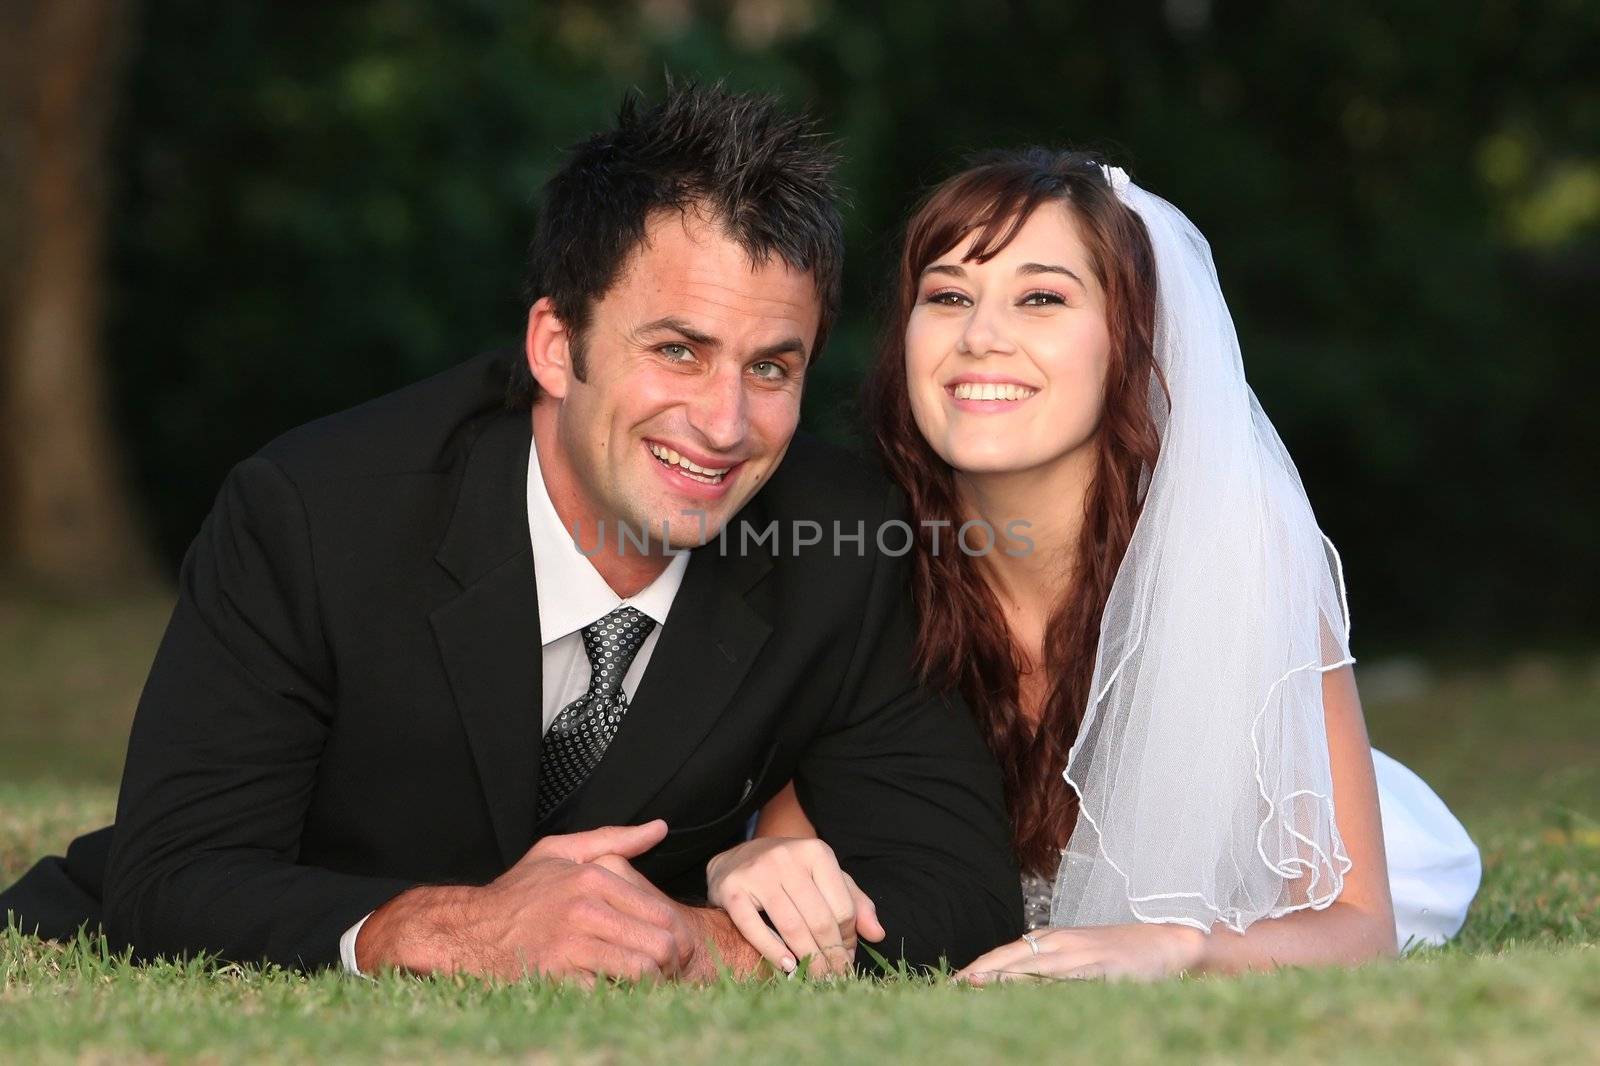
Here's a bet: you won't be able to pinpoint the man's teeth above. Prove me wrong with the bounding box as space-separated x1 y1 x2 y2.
952 382 1038 401
648 443 729 483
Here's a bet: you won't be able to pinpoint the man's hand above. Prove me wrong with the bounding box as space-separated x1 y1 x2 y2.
590 851 767 981
355 820 699 984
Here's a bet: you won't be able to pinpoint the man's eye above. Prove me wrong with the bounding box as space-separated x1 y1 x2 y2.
1020 290 1066 307
750 360 788 381
659 343 694 361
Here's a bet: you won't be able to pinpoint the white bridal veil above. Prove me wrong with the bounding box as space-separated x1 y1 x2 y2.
1051 166 1356 933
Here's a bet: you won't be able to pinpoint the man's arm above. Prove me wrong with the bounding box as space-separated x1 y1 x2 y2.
351 822 706 982
105 456 744 980
102 456 417 968
791 492 1023 973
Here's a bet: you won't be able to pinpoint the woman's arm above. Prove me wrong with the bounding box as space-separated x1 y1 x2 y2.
959 666 1397 982
753 782 818 838
706 782 882 974
1190 664 1397 973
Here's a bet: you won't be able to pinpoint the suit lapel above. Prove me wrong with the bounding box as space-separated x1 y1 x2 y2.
561 511 774 831
428 406 779 858
429 410 544 868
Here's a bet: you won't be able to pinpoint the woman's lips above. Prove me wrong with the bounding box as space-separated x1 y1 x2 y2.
945 381 1040 412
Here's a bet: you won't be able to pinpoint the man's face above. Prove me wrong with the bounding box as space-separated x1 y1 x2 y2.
530 207 820 550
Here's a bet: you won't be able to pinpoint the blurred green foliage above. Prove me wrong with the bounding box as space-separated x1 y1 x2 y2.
106 0 1598 646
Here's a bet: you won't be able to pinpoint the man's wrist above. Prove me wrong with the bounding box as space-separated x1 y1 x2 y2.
355 884 477 975
340 912 374 976
683 905 764 980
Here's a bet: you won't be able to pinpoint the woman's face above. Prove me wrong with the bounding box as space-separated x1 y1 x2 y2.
905 204 1111 479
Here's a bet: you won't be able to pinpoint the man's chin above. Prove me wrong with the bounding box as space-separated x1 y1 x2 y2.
632 478 757 548
651 504 738 550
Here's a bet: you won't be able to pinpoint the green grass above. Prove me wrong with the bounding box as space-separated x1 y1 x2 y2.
2 591 1597 1063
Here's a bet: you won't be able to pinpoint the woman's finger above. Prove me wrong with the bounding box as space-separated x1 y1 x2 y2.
812 862 861 947
783 879 853 975
760 888 829 974
955 935 1043 982
843 873 886 943
1056 958 1108 981
720 889 793 973
724 893 797 974
976 949 1105 984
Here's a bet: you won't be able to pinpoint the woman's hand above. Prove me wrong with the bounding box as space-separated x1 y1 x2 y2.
706 836 886 976
955 922 1208 983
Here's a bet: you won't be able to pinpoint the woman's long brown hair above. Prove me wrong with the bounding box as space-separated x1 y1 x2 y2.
866 149 1165 875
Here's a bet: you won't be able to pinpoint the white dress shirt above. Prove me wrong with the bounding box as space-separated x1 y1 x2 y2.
339 433 689 974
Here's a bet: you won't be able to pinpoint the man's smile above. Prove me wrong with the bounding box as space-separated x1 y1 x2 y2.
644 439 744 499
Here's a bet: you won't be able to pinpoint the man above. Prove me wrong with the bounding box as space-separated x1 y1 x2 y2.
0 83 1020 981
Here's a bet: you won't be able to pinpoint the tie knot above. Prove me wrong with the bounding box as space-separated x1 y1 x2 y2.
579 605 656 695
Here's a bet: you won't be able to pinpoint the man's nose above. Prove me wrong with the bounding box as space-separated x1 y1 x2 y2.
686 364 748 452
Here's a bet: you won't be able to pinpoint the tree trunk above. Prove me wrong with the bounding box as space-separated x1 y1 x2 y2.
0 0 150 587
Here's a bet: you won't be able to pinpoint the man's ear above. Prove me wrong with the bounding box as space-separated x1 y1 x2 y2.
525 296 573 400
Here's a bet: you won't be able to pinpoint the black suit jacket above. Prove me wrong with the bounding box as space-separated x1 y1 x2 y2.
2 351 1021 971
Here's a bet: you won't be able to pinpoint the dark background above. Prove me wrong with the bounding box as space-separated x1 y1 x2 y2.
4 0 1597 651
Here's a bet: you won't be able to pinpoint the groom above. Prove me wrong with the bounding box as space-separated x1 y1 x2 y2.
0 83 1021 980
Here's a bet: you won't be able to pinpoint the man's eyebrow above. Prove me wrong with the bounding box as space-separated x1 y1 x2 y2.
637 317 808 363
635 316 720 348
751 336 809 362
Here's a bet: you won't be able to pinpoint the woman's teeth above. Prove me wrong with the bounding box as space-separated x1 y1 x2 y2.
649 443 729 484
951 382 1038 401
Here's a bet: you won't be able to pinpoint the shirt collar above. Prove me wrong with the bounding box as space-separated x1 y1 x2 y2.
526 433 688 646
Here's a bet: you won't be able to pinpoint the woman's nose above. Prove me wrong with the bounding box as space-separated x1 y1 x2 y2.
957 302 1017 357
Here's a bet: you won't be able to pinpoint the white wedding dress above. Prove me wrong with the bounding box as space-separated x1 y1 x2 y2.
1371 749 1482 948
1021 749 1482 950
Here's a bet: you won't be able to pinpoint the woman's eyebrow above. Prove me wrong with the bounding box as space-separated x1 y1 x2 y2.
920 261 1087 287
1017 262 1086 287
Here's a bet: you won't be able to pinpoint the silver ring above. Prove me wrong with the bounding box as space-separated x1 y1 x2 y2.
1021 931 1042 956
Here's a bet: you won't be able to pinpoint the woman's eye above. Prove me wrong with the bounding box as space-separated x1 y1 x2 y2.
1019 290 1067 307
659 343 694 362
924 290 971 307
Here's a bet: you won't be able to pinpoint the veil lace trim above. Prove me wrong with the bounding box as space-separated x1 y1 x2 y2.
1050 176 1354 933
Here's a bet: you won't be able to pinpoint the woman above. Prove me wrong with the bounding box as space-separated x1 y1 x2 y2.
705 150 1481 981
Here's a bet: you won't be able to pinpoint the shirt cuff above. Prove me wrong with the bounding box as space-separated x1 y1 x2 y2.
340 911 374 977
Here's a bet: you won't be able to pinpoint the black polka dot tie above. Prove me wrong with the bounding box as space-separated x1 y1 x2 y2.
537 605 656 820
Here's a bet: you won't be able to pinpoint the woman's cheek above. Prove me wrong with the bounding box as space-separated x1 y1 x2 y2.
903 326 945 424
906 383 944 456
903 315 944 374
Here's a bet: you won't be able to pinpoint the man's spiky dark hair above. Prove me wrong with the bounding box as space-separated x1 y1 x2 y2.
510 80 843 406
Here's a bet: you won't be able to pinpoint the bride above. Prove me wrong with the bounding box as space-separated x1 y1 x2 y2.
705 150 1481 980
